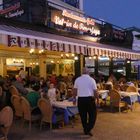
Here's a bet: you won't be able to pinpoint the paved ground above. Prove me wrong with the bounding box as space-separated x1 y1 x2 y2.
8 103 140 140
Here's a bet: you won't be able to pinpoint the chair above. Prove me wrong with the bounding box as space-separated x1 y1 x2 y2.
20 97 40 131
9 86 20 96
0 106 13 140
126 86 137 92
110 89 128 113
11 95 23 118
38 98 64 130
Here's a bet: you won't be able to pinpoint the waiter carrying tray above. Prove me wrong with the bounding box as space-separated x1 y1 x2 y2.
73 67 99 136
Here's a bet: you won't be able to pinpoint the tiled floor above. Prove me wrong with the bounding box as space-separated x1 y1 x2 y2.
8 103 140 140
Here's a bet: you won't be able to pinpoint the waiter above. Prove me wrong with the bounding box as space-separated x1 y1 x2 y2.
73 67 99 136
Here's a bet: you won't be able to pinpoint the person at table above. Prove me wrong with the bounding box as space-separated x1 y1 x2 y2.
118 75 126 85
26 83 41 114
47 83 60 104
12 76 28 96
107 74 117 85
19 68 27 80
26 83 40 108
73 67 99 136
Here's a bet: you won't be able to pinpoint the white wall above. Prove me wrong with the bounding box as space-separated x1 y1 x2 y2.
0 0 3 10
79 0 83 11
132 31 140 51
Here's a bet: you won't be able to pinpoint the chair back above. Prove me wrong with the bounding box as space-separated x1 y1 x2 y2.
0 106 13 127
9 85 20 96
11 95 23 117
126 86 137 92
110 89 121 107
20 97 31 121
0 106 13 138
0 86 2 96
38 98 52 123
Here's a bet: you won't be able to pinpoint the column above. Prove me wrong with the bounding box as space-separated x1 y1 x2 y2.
109 57 113 75
39 56 47 79
74 54 84 78
126 59 131 80
0 57 7 76
94 55 98 76
79 0 83 10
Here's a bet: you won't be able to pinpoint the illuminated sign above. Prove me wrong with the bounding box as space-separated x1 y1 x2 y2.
62 10 95 26
53 10 100 36
0 2 24 18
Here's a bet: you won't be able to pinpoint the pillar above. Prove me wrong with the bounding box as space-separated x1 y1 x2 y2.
74 54 84 78
109 57 113 75
39 56 47 79
94 55 98 76
126 59 131 80
0 57 7 76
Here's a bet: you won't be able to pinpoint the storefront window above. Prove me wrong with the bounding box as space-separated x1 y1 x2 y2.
61 0 79 9
6 58 25 76
113 58 126 76
98 56 109 76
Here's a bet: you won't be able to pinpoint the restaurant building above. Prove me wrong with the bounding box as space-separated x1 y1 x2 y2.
0 0 140 79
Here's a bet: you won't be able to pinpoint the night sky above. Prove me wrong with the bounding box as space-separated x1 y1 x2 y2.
84 0 140 29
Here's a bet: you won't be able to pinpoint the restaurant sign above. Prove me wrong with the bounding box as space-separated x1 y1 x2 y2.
52 10 100 36
0 1 24 18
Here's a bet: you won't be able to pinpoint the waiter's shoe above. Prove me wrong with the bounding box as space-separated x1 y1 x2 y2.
87 132 93 136
84 131 93 136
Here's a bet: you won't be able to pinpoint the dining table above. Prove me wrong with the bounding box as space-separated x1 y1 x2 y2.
98 90 109 99
119 91 139 110
52 100 78 124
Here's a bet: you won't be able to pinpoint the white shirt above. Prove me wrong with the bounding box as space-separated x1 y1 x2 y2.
19 70 26 79
47 88 56 103
74 74 97 97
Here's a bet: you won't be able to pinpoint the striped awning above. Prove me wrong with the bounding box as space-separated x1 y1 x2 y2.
0 24 140 59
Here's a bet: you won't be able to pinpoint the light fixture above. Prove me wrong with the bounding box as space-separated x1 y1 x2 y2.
39 49 44 54
89 56 92 59
93 55 97 60
71 53 75 57
61 54 64 57
51 60 54 63
29 49 35 54
74 56 78 60
66 53 69 57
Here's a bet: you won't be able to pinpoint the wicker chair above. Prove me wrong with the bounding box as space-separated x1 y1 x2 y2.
0 106 13 140
11 95 23 118
126 86 137 92
9 86 20 96
38 98 64 130
20 97 40 131
110 89 128 113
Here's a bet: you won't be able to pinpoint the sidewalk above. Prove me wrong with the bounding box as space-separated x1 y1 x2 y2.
8 103 140 140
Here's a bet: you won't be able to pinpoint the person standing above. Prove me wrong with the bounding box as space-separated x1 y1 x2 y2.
19 68 27 80
73 67 99 136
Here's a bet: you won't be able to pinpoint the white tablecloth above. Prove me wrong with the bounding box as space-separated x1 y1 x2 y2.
53 100 77 109
119 91 139 104
98 90 109 99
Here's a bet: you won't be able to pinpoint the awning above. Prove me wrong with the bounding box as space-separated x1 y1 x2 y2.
0 24 140 60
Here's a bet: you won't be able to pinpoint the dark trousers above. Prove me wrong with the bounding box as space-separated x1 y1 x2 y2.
78 97 97 133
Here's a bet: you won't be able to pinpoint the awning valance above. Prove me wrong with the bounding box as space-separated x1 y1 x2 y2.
0 24 140 59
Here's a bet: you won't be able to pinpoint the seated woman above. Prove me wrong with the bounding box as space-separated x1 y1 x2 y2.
47 83 60 104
